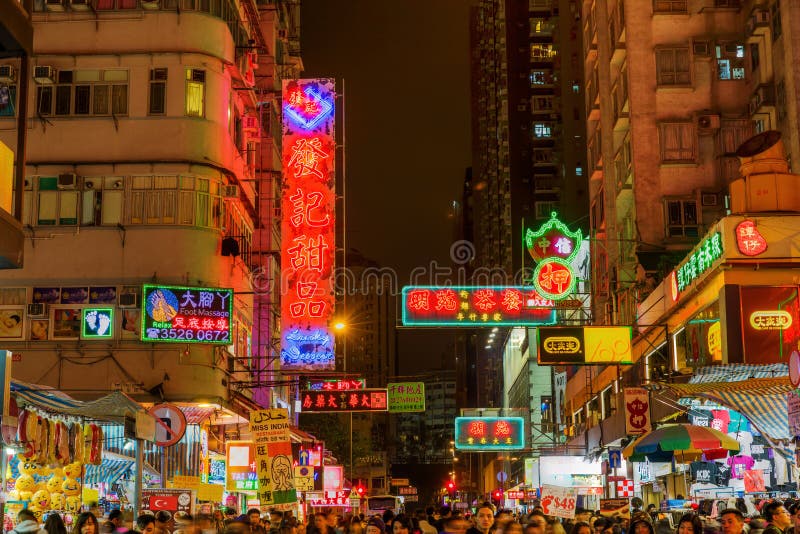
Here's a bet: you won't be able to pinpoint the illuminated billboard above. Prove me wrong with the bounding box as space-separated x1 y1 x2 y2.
740 286 800 364
454 417 525 451
141 285 233 344
401 286 556 326
525 212 582 301
281 78 336 370
536 326 633 365
299 389 388 413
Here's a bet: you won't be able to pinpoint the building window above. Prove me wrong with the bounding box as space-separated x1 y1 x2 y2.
575 165 583 176
37 70 128 117
716 43 745 80
0 85 16 117
534 201 558 219
185 68 206 117
653 0 686 12
601 386 615 419
36 86 53 116
530 44 556 61
656 47 690 86
35 177 78 226
149 68 167 115
530 70 553 86
664 198 699 238
541 396 554 433
532 96 553 112
771 1 782 39
659 122 696 162
533 123 553 138
81 176 124 226
777 80 787 121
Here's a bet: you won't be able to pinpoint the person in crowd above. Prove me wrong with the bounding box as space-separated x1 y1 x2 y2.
394 516 416 534
719 509 746 534
245 510 266 534
269 513 284 534
764 503 793 534
108 510 129 533
224 521 250 534
571 523 593 534
427 511 437 527
344 517 363 534
155 511 174 534
416 510 437 534
575 512 593 526
467 504 495 534
11 510 42 534
630 514 654 534
441 517 468 534
436 509 453 533
750 518 768 534
524 512 546 534
74 513 101 534
504 523 523 534
593 520 608 534
224 510 239 529
44 513 69 534
137 515 157 534
544 519 566 534
384 513 396 533
676 515 702 534
787 503 800 534
366 518 386 534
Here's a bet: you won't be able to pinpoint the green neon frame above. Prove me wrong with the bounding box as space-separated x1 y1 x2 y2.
524 211 583 263
81 307 114 339
532 257 577 301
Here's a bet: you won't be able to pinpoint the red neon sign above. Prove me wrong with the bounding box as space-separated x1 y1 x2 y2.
281 79 336 370
735 220 768 257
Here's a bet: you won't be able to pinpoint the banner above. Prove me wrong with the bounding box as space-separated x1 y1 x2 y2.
789 391 800 436
539 485 576 519
554 372 566 425
249 409 296 507
388 382 425 412
600 498 630 517
744 469 765 493
624 387 651 435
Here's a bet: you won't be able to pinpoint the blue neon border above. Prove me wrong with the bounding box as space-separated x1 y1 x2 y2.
283 88 334 131
400 286 557 327
454 416 526 451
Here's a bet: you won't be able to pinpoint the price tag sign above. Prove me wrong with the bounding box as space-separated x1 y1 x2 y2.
540 485 577 519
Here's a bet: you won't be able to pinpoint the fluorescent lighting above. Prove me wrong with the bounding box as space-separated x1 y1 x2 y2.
484 345 491 349
492 327 499 333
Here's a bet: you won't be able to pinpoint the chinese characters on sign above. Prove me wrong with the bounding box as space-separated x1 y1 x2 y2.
225 441 257 492
141 285 233 344
249 409 296 506
674 232 724 294
740 286 800 364
735 220 768 257
454 417 525 451
525 212 582 301
300 389 389 413
401 286 556 326
387 382 425 413
281 78 336 370
306 378 366 391
537 327 633 365
624 388 651 435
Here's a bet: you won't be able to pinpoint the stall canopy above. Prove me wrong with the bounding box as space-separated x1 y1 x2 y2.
11 380 142 420
84 451 159 485
662 364 792 442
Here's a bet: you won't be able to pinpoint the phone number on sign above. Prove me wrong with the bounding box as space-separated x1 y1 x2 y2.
145 328 230 342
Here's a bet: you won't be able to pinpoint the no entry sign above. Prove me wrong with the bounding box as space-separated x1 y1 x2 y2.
148 403 187 447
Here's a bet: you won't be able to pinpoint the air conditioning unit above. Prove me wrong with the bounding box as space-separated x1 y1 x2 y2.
702 193 719 206
33 66 56 84
0 65 16 83
110 179 124 189
71 0 91 10
223 185 240 198
27 303 48 318
83 179 97 190
57 173 78 189
119 293 139 308
697 114 720 133
45 0 65 11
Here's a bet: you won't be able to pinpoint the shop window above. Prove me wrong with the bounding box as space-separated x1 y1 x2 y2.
655 47 690 86
646 343 670 380
716 43 745 80
664 198 699 238
673 303 721 370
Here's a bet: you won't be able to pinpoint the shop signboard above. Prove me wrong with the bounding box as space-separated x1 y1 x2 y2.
740 286 800 364
506 491 525 500
388 382 425 412
141 285 233 344
142 488 194 515
294 466 314 492
398 486 417 495
300 389 388 412
208 458 226 485
280 78 336 371
600 499 630 517
454 417 525 451
673 232 724 298
401 286 556 327
537 326 632 365
306 378 366 390
624 388 651 435
788 391 800 437
81 308 114 339
225 441 257 492
525 212 583 301
249 408 296 507
539 484 576 519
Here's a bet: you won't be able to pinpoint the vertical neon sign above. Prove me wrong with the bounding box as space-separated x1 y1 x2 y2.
281 79 336 370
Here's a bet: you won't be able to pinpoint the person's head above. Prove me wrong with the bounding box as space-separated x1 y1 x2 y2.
108 510 124 528
271 512 284 526
248 510 262 526
571 522 592 534
18 510 37 524
44 514 67 534
789 503 800 530
575 510 592 524
393 516 414 534
475 506 495 533
495 512 512 527
525 512 546 534
441 508 452 519
442 516 468 534
545 519 566 534
155 511 172 528
315 513 330 531
719 509 744 534
366 518 385 534
676 514 702 534
505 523 523 534
629 513 654 534
593 520 607 534
137 515 156 534
764 502 792 530
75 513 100 534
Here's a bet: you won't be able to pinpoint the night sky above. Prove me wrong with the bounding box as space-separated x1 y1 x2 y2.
301 1 473 373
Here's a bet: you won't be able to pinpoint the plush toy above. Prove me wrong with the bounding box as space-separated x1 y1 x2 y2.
47 474 64 494
15 473 36 500
63 462 83 480
62 477 80 497
27 506 43 522
50 492 65 510
64 495 81 513
31 489 49 510
17 458 38 476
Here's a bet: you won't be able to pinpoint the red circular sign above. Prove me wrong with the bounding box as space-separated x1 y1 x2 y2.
148 403 187 447
533 258 575 300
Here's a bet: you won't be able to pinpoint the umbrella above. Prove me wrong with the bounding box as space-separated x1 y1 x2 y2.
622 423 740 462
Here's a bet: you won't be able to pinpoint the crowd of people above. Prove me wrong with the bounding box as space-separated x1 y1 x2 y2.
8 500 800 534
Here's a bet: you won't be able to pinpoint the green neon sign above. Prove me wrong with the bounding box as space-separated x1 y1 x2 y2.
82 308 114 339
675 232 724 292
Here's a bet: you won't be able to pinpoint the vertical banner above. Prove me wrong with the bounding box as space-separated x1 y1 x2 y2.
249 408 296 507
281 78 336 371
554 371 566 426
624 387 651 435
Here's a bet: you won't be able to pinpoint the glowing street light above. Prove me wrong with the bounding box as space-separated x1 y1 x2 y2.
334 322 346 331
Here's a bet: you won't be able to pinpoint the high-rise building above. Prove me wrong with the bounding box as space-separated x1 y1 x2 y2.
0 0 299 415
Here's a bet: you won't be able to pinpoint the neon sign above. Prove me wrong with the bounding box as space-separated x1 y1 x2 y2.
735 220 768 257
401 286 557 326
525 212 581 300
749 310 793 330
305 378 366 391
454 417 525 451
141 285 233 344
82 307 113 339
281 78 336 370
675 232 723 293
299 389 388 413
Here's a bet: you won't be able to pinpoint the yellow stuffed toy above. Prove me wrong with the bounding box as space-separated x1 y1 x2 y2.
31 489 49 510
64 495 81 513
63 462 83 480
50 492 65 510
61 477 80 496
14 474 35 501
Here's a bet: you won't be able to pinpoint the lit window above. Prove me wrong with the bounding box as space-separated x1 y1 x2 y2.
716 43 746 80
575 166 583 176
185 68 205 117
533 123 552 138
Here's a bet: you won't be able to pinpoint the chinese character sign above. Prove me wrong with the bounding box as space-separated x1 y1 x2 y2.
624 388 651 435
674 232 724 294
525 212 582 301
401 286 556 326
141 285 233 344
225 441 257 492
454 417 525 451
249 409 296 507
387 382 425 412
735 220 768 257
281 78 336 370
300 389 388 412
306 378 366 390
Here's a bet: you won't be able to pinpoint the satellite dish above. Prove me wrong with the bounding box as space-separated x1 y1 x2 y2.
736 130 782 158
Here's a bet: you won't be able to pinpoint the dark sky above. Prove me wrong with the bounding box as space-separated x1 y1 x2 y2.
301 1 473 373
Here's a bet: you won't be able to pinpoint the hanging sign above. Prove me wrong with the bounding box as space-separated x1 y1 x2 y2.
141 284 233 344
300 389 388 412
387 382 426 412
624 388 651 435
148 403 187 447
735 220 768 256
454 417 525 451
525 212 582 301
539 485 577 519
249 408 296 507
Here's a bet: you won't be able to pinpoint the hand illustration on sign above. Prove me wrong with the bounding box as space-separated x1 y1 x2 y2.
271 455 294 491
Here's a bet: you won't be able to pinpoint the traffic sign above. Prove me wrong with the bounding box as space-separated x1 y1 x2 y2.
148 403 187 447
497 471 508 483
608 448 622 468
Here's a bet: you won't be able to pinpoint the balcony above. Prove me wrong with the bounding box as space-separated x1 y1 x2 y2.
746 8 770 36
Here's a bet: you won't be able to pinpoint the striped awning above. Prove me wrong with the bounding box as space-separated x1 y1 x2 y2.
685 363 788 383
84 452 160 485
11 380 142 420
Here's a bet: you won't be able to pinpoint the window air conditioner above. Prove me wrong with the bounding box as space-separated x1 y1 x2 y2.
27 303 48 318
119 293 139 308
702 193 719 206
223 185 240 198
57 173 78 189
83 179 97 190
697 114 720 133
0 66 16 83
34 66 56 84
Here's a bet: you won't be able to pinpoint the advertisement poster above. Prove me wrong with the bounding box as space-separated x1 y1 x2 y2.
539 485 577 519
142 489 194 515
788 392 800 437
600 499 630 517
61 287 89 304
52 308 81 339
740 286 800 364
141 284 233 344
0 309 23 339
624 388 651 435
249 409 296 507
225 441 257 492
387 382 425 412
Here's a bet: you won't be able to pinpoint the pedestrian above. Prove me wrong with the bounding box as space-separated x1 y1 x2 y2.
44 514 69 534
468 505 495 534
718 509 745 534
393 516 416 534
109 510 129 533
74 513 101 534
629 514 654 534
441 517 468 534
764 503 793 534
788 503 800 534
366 519 386 534
524 512 546 534
156 512 174 534
11 510 42 534
544 519 566 534
571 523 592 534
137 515 157 534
